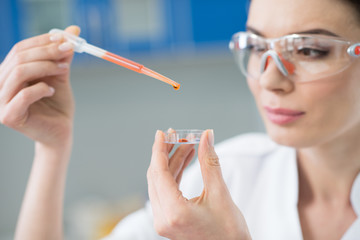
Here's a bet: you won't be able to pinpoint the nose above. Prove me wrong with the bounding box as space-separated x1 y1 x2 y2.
260 50 295 76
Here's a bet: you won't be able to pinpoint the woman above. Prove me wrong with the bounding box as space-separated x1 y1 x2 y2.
1 0 359 239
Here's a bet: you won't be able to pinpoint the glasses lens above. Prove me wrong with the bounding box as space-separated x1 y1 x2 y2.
231 33 354 81
231 32 265 79
288 36 352 80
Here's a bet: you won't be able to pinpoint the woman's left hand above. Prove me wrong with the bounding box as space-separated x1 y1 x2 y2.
147 129 252 240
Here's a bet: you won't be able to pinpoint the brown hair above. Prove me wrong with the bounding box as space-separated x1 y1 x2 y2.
345 0 360 22
247 0 360 23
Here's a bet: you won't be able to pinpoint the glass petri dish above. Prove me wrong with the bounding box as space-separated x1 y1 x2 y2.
164 129 204 144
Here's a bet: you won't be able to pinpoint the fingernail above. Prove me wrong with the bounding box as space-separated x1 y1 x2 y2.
50 33 62 42
58 42 73 52
155 130 161 140
167 128 174 133
49 87 55 94
58 62 69 69
208 129 214 147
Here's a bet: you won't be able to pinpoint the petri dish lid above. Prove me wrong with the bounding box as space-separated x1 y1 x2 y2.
164 129 204 144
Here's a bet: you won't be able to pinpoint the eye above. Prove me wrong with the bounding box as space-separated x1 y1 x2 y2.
249 44 267 55
296 47 329 59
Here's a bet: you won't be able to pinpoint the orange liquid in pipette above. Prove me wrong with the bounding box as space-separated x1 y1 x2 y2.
102 52 180 90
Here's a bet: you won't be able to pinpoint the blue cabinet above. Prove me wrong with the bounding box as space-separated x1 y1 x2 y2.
0 0 21 58
0 0 247 60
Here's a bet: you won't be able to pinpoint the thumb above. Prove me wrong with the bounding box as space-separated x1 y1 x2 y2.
198 129 226 193
65 25 81 36
63 25 81 63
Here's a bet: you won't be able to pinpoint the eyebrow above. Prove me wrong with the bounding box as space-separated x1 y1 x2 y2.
246 26 340 37
294 29 340 37
246 26 264 36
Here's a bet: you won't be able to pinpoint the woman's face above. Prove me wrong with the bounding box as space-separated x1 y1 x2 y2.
247 0 360 148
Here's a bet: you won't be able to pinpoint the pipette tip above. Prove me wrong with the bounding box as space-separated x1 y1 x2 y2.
173 84 180 90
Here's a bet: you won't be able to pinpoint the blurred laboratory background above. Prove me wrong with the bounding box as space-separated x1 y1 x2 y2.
0 0 264 239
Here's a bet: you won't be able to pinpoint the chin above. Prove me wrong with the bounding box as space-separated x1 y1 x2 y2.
264 121 320 149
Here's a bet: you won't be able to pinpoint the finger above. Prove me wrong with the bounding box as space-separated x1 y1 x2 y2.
10 34 56 54
0 61 68 104
150 131 187 211
176 148 195 184
6 25 80 55
1 26 80 69
0 26 79 90
17 42 74 65
147 168 167 230
0 82 54 127
5 26 80 69
166 128 176 153
0 33 59 79
169 144 195 179
0 42 74 89
151 130 171 169
65 25 81 36
2 33 62 67
198 129 226 193
59 26 81 64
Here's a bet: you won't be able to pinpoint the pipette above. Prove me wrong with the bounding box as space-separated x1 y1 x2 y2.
49 29 180 90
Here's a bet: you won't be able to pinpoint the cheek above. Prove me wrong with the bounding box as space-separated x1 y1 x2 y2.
302 70 360 120
289 74 360 146
300 84 341 131
247 78 260 102
301 82 341 107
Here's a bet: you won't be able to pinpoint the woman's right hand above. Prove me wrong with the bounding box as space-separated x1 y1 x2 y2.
148 130 252 240
0 26 80 147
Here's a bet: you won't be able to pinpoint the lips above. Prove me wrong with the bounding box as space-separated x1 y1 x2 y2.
264 106 305 125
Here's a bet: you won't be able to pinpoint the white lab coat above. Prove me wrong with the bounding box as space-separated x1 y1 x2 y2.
103 133 360 240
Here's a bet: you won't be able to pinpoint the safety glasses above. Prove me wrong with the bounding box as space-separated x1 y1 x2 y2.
229 32 360 82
